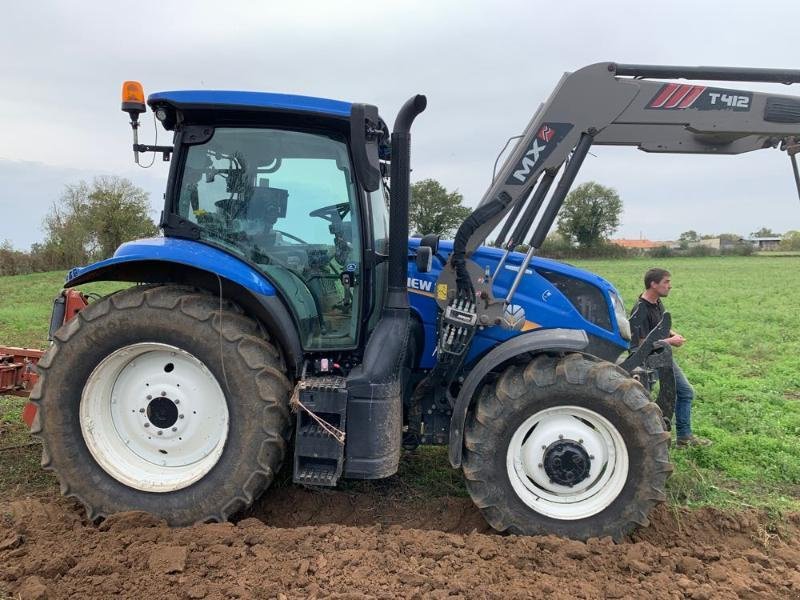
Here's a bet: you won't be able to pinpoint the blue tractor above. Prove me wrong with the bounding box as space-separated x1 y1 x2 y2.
31 63 800 539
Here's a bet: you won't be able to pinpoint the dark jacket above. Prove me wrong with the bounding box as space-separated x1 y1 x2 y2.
629 295 665 348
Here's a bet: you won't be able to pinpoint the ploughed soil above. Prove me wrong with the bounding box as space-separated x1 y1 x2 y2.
2 486 800 599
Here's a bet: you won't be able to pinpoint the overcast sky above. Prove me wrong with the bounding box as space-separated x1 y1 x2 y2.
2 1 800 250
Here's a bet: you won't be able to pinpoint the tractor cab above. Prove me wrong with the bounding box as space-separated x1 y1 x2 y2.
143 89 393 353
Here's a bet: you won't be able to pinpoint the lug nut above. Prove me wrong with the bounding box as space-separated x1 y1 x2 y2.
172 427 177 432
161 391 167 397
157 431 163 436
558 434 564 440
537 463 543 468
139 408 145 413
578 439 584 444
146 395 152 400
179 414 184 419
541 445 547 450
174 399 180 405
589 455 595 460
144 423 150 428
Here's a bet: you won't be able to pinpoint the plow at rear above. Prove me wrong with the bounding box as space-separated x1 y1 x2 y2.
0 347 43 427
0 290 88 428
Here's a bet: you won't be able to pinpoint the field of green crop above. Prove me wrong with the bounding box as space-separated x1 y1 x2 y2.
578 255 800 515
1 257 799 517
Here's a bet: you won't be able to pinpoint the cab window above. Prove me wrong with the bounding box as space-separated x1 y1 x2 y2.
176 127 362 350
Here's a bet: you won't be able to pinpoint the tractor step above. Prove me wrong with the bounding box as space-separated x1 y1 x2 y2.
293 376 348 487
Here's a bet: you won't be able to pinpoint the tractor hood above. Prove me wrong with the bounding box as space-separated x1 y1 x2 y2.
406 239 628 368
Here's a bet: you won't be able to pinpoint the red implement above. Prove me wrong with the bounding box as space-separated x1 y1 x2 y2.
0 289 88 428
0 347 44 396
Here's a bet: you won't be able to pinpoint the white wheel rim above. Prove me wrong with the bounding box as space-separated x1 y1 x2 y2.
80 342 229 493
506 405 629 520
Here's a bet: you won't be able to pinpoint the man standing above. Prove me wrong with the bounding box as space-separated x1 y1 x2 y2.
630 268 711 448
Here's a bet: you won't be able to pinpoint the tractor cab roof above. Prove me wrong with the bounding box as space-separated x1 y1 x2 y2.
148 90 356 130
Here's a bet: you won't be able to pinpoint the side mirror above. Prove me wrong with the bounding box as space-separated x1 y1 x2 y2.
350 103 384 192
416 246 433 273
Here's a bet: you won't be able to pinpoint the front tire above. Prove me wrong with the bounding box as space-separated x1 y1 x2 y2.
462 353 672 541
31 285 292 525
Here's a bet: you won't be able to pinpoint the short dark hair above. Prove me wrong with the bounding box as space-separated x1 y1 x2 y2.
644 268 670 289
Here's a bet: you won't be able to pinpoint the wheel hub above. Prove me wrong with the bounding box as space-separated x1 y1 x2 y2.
543 440 591 487
146 396 179 429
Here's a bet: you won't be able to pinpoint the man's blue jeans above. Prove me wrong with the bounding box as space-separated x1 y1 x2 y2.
673 360 694 439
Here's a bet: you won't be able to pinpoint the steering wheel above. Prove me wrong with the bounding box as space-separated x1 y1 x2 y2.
309 202 350 223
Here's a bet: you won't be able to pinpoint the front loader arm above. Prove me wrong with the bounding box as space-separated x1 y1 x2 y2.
460 63 642 255
428 61 800 417
459 62 800 256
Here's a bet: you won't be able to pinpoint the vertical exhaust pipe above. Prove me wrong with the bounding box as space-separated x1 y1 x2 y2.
387 94 427 309
344 94 426 479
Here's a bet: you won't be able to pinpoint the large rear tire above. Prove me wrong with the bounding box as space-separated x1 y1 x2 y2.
31 285 292 525
462 353 672 541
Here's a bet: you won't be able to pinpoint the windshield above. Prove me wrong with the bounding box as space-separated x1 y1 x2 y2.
176 127 362 350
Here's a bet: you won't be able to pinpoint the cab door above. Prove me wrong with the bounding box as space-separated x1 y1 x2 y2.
176 127 364 350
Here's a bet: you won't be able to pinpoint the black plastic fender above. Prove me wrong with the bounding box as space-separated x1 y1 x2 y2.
448 328 589 468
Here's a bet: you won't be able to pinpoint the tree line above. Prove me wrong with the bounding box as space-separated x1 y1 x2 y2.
1 176 157 276
409 179 800 256
410 179 628 258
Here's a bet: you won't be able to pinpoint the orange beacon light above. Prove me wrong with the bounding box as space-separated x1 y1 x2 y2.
121 81 146 116
121 81 146 164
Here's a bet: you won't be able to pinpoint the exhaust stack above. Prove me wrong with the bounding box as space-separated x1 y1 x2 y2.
387 95 427 309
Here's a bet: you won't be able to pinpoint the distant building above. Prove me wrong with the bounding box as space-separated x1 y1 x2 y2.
697 238 721 250
612 238 675 252
749 236 782 251
695 236 753 251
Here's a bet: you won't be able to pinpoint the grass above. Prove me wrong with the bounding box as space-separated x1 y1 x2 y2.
0 271 123 349
575 256 800 514
1 259 799 516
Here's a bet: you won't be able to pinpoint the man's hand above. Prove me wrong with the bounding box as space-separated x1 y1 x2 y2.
665 334 686 347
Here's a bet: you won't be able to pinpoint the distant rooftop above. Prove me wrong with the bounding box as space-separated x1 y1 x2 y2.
612 239 667 249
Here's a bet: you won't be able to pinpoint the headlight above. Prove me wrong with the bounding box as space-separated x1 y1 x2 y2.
610 291 631 341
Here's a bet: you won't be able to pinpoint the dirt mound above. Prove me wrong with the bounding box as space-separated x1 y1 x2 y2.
2 488 800 599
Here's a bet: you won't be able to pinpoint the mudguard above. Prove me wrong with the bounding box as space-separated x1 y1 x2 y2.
448 328 589 468
63 237 303 373
66 237 277 296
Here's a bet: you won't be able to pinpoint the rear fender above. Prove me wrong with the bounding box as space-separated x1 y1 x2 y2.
448 328 589 468
65 239 303 374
